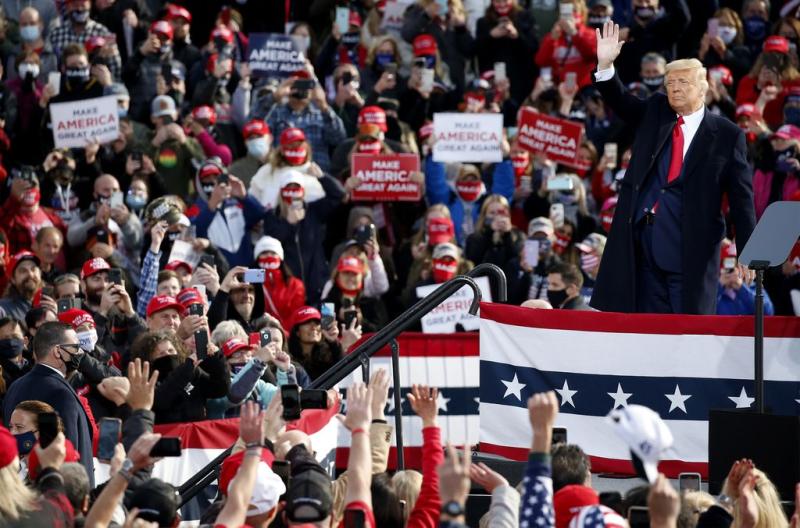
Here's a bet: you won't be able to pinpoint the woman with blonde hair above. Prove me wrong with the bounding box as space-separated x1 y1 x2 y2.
465 194 525 270
0 425 73 525
723 460 789 528
362 35 405 97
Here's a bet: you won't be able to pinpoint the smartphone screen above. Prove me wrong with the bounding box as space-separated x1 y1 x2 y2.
38 412 59 448
189 303 208 360
707 18 719 38
300 389 329 410
335 6 350 34
109 269 123 286
343 309 358 329
604 143 618 169
627 506 650 528
559 2 574 19
565 71 577 90
259 328 271 347
110 191 124 208
420 69 434 93
48 72 61 96
243 269 266 283
679 472 701 492
546 175 575 192
524 240 540 268
98 418 121 461
281 384 302 420
552 427 568 445
150 437 181 457
494 62 507 82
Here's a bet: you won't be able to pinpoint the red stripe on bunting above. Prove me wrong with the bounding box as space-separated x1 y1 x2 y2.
350 332 479 357
480 302 800 338
479 442 709 479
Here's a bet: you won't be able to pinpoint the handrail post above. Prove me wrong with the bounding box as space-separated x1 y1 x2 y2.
390 339 404 470
360 353 370 383
467 263 507 302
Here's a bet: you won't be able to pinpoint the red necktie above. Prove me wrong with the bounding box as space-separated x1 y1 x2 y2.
667 116 685 183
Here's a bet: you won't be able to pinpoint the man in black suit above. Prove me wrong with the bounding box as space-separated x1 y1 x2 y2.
3 321 94 484
589 22 756 315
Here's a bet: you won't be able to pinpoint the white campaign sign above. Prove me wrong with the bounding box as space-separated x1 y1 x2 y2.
416 275 492 333
432 113 503 163
381 0 414 32
168 239 201 268
49 95 119 148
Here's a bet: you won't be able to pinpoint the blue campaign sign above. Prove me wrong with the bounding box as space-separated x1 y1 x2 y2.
247 33 306 78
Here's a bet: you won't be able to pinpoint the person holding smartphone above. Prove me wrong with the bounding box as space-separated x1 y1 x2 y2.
252 236 305 328
535 0 598 90
716 238 775 315
286 306 345 383
465 195 525 271
475 0 538 103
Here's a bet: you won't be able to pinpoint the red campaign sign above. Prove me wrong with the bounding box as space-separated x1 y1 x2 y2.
350 153 422 202
517 107 585 168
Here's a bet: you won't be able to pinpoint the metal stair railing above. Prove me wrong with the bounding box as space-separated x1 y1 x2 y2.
178 269 506 506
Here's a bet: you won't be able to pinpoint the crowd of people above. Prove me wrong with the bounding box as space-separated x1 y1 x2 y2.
0 0 796 525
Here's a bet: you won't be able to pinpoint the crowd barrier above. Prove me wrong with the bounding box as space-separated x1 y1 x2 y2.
131 315 799 488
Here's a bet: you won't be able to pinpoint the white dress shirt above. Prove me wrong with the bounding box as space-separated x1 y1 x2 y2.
40 362 65 378
594 64 705 159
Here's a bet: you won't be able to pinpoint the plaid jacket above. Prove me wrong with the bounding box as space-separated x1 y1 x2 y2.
265 101 347 174
48 19 122 80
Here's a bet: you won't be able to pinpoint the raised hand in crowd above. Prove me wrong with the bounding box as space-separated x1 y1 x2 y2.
648 474 680 528
438 444 472 523
368 368 390 421
528 390 558 453
408 384 439 428
127 358 159 411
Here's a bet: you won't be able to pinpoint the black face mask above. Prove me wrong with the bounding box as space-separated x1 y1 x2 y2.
587 15 611 28
290 89 310 100
60 347 83 373
547 288 569 308
341 31 361 49
152 354 182 377
0 338 23 359
66 67 90 85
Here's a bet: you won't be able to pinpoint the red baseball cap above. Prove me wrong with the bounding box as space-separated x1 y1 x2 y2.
146 295 183 318
218 448 275 496
554 485 600 528
735 103 757 119
709 65 733 86
28 438 80 480
337 256 363 274
176 287 204 313
57 308 95 330
243 119 271 139
198 160 224 180
192 105 217 125
221 337 253 358
280 127 306 146
8 250 39 276
165 4 192 23
772 124 800 140
291 306 321 330
80 257 111 280
210 25 234 44
0 426 17 469
427 217 455 245
150 20 174 40
413 34 437 56
348 10 362 28
165 260 192 274
85 35 112 54
357 106 387 132
763 35 789 54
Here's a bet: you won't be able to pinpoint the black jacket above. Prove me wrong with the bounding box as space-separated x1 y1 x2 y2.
151 355 230 424
590 72 755 314
3 364 95 485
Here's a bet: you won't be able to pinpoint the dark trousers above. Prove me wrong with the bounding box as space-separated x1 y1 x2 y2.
634 220 683 313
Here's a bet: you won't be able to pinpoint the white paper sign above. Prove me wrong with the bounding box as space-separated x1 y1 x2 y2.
168 239 201 269
380 0 414 32
49 95 120 148
416 275 492 333
432 113 503 163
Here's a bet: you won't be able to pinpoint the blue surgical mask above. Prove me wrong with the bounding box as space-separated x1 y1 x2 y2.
744 17 767 42
246 137 270 159
126 193 147 210
19 25 40 42
71 9 90 24
375 52 394 67
14 431 36 456
117 107 128 118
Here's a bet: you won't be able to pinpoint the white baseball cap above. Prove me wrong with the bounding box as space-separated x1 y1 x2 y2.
606 405 674 483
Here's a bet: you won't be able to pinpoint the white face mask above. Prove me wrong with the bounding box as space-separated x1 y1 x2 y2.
18 63 39 78
291 35 311 53
718 26 738 45
77 329 98 352
246 136 270 159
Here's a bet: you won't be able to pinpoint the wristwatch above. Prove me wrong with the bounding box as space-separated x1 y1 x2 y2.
442 500 464 517
717 493 734 511
118 458 135 481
